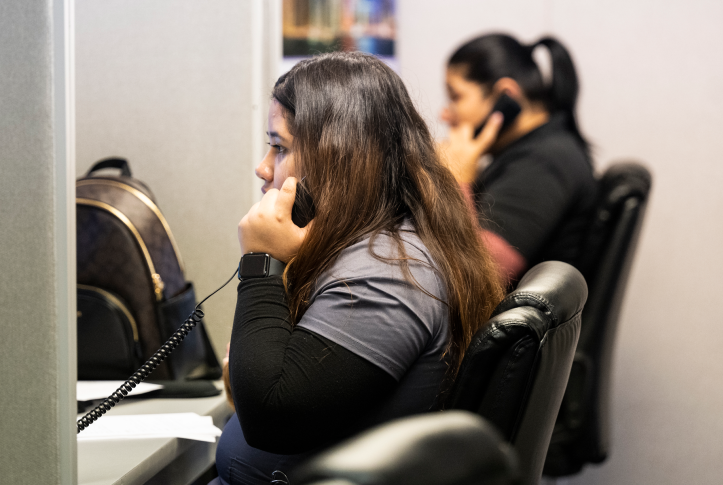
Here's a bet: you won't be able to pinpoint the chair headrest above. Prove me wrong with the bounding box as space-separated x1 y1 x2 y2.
291 411 519 485
599 162 652 206
492 261 587 327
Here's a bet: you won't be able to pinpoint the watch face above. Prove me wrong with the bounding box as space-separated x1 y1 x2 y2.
239 253 269 279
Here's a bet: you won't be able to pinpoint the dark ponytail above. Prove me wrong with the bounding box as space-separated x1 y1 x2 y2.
449 33 590 155
534 37 588 153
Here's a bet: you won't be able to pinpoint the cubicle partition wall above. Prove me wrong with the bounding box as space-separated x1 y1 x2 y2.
0 0 76 483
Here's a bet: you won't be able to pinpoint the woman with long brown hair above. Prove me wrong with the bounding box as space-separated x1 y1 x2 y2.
214 51 503 485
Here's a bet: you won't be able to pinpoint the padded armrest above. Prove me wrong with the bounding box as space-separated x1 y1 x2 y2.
290 411 520 485
493 262 587 327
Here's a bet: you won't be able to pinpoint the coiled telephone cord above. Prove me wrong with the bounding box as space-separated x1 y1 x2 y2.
77 268 239 434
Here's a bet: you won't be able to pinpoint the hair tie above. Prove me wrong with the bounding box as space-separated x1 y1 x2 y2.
528 40 543 53
530 41 553 87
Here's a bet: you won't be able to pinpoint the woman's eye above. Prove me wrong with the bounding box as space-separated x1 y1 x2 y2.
267 143 285 154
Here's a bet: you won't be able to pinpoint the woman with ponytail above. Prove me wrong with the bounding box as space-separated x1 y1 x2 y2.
440 33 597 283
212 51 504 485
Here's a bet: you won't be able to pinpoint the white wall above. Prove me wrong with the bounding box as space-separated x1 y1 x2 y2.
75 0 280 358
398 0 723 483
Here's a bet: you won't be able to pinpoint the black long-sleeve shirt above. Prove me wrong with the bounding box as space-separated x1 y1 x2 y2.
229 276 396 454
474 114 597 268
219 229 451 485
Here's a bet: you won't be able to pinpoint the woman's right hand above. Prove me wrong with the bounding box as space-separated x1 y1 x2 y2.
238 177 311 263
439 112 504 184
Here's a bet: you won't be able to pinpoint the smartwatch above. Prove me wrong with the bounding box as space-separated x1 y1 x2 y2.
238 253 286 281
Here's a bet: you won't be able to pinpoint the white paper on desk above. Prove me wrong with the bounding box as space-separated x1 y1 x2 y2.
77 413 222 443
77 381 163 401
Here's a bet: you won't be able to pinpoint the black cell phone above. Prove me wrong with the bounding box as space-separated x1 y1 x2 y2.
291 177 315 228
473 94 522 138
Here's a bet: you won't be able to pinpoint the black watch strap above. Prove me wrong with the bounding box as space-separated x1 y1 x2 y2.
238 253 286 281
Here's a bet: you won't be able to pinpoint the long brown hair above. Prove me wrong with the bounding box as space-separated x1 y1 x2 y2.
274 52 504 374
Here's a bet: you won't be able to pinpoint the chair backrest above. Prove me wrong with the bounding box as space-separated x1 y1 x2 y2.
544 162 652 476
290 411 521 485
446 261 587 485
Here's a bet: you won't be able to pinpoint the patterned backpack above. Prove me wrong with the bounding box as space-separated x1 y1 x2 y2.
76 158 220 381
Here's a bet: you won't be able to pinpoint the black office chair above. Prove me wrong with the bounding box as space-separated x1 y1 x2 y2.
290 411 521 485
445 261 587 485
543 162 652 477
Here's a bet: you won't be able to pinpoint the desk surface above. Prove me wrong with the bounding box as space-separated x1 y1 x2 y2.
78 381 233 485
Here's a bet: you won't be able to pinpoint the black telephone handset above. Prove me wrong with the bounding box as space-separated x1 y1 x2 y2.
77 179 317 434
291 177 315 228
472 93 522 139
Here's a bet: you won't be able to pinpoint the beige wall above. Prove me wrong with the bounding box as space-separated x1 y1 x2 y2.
398 0 723 483
75 0 280 359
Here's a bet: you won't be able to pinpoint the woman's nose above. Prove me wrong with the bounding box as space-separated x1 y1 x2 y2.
254 159 273 182
440 106 454 125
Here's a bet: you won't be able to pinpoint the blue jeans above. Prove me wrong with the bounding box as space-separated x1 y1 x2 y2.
213 414 314 485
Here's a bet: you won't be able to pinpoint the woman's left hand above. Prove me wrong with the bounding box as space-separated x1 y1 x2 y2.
238 177 311 262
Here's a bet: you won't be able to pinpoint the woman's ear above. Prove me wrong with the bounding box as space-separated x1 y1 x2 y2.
491 77 524 101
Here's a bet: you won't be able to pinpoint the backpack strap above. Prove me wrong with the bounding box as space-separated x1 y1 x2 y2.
86 157 132 177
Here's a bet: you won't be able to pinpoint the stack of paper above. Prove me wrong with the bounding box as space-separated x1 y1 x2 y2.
77 381 163 401
77 413 223 442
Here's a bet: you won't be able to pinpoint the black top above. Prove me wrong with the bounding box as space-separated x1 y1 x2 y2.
228 277 397 455
218 231 451 483
473 113 597 268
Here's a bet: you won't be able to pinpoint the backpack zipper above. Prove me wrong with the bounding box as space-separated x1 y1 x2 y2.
76 178 186 273
77 198 165 301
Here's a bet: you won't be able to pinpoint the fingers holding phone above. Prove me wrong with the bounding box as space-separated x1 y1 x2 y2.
472 94 522 138
440 112 504 185
474 111 505 153
238 177 312 262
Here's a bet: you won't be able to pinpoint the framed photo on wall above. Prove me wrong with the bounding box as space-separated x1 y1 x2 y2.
282 0 397 72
